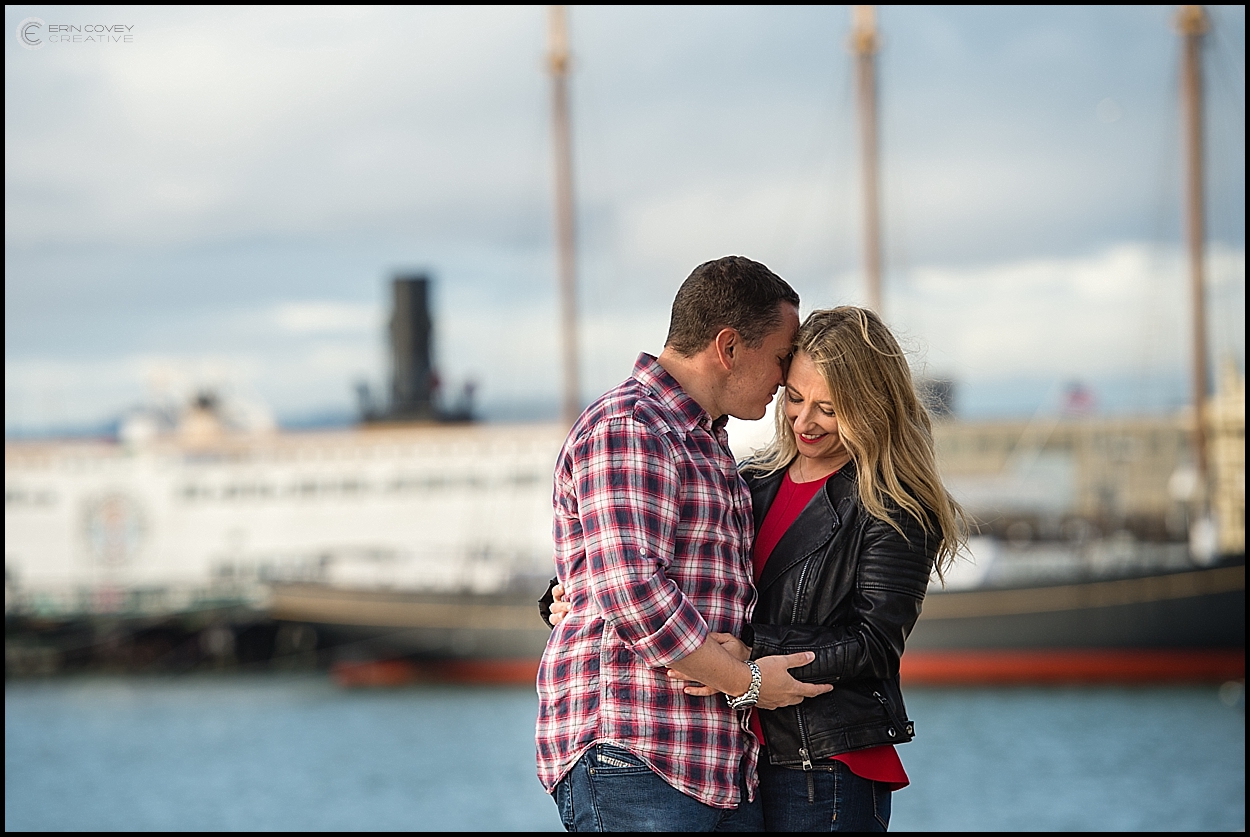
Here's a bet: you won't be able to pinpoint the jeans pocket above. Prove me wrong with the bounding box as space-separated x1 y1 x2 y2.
591 744 651 774
872 780 892 831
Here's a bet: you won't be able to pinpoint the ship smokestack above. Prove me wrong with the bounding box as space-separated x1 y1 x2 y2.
389 275 435 420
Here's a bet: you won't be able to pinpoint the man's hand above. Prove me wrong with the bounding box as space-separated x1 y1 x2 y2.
549 583 571 625
665 637 833 710
667 632 750 696
754 652 833 709
707 631 750 662
668 644 832 709
550 591 828 709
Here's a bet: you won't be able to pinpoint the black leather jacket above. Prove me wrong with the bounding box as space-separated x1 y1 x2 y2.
744 461 935 767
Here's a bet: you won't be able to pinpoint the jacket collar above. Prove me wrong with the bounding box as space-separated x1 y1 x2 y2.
750 462 856 593
631 352 724 436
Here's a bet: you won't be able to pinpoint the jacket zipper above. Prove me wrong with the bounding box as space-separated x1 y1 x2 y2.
791 555 815 624
797 706 815 802
793 553 816 802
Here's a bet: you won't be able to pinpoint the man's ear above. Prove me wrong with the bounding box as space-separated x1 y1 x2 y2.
712 327 738 371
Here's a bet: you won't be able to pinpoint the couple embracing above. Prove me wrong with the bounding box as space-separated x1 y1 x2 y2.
535 256 967 832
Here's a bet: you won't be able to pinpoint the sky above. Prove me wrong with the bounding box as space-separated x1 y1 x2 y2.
5 5 1245 435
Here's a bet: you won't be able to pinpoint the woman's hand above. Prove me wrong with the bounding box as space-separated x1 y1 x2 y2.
666 632 752 696
548 583 571 625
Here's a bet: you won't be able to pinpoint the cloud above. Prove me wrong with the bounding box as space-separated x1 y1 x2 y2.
890 242 1245 380
272 302 380 335
4 6 1244 433
11 5 1239 259
7 240 1240 434
5 6 550 247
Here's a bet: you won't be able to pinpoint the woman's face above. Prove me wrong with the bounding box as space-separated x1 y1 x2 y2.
783 352 850 467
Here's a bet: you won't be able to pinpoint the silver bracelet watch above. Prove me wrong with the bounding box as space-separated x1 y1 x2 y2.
726 660 762 710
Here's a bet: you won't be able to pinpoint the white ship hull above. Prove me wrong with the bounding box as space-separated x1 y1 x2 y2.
5 423 566 618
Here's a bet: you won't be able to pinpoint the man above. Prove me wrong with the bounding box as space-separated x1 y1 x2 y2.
536 256 831 832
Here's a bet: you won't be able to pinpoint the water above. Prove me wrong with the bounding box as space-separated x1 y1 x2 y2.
4 675 561 832
5 676 1244 832
893 687 1244 831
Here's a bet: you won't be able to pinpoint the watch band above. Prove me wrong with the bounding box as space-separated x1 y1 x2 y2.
726 660 762 710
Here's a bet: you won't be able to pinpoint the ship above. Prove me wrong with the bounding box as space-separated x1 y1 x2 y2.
271 3 1248 688
4 274 563 681
5 271 1243 684
897 367 1246 685
5 6 1243 687
8 362 1241 685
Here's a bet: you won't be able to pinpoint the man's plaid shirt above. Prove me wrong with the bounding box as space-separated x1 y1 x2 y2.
535 353 759 809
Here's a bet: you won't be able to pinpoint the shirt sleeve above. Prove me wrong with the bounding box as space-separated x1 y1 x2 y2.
572 417 709 668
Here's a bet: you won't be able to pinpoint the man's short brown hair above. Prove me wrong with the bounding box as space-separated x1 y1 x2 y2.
664 256 800 356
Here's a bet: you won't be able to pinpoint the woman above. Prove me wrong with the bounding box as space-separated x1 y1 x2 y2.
699 306 968 830
546 307 967 831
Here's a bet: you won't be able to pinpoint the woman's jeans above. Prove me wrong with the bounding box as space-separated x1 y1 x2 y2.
553 743 764 832
758 753 892 832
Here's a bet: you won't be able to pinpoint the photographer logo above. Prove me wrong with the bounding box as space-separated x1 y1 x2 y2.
16 17 45 49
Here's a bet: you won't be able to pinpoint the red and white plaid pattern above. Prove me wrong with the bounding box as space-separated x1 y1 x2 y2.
536 353 759 809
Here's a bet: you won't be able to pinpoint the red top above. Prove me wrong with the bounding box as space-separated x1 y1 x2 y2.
749 468 910 791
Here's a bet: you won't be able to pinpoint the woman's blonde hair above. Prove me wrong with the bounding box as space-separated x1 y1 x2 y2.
743 307 969 581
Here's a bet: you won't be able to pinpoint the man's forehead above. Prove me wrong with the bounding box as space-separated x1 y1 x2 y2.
773 304 801 341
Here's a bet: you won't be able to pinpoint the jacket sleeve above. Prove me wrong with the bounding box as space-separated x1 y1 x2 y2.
749 507 935 683
538 576 558 629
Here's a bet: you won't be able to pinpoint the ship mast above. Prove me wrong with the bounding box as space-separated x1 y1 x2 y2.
1176 5 1210 508
851 5 883 314
548 5 581 428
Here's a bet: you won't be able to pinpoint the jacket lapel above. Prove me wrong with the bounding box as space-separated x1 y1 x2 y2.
754 475 842 593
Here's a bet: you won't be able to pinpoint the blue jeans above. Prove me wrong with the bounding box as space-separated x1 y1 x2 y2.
553 743 764 832
758 752 891 832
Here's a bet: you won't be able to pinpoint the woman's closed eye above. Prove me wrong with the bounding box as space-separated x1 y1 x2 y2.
788 391 835 417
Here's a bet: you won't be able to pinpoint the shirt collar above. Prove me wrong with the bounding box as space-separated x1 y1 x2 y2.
631 352 724 434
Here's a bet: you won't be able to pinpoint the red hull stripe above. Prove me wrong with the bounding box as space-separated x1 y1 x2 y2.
330 650 1245 688
331 658 542 687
